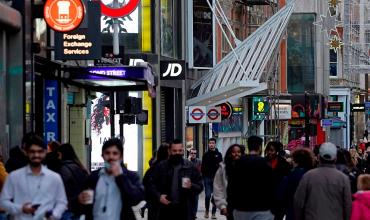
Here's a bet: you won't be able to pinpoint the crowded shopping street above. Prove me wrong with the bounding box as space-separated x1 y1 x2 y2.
1 0 370 220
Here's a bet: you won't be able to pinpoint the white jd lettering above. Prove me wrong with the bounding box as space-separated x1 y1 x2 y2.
163 63 183 77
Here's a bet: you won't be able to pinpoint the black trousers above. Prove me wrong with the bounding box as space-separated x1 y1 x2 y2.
158 203 188 220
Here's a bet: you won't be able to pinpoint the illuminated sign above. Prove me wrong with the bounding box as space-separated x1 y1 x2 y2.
55 1 101 60
351 104 365 112
252 97 269 120
327 102 344 112
44 0 84 32
216 102 233 120
44 80 59 142
89 69 127 77
100 0 141 18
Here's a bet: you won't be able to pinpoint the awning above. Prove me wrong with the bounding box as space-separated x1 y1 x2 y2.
186 0 296 107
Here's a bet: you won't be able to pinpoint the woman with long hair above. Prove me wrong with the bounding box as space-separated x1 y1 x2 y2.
213 144 245 220
56 143 89 220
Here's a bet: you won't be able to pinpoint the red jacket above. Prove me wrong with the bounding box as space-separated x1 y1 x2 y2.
351 191 370 220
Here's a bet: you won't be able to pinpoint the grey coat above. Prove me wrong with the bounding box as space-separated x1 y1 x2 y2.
293 164 352 220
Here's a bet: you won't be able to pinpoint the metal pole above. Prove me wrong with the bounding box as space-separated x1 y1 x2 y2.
113 0 120 55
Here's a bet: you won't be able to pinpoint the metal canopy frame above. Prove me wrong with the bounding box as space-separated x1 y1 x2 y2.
186 0 295 107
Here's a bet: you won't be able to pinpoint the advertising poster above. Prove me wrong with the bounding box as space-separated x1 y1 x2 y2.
192 0 214 68
90 92 139 171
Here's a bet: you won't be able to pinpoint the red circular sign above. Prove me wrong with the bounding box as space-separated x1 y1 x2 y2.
207 109 220 120
217 102 233 120
101 0 141 18
44 0 84 32
190 108 205 121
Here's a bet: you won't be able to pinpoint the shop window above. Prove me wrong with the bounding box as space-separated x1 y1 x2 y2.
330 49 338 77
222 25 230 58
161 0 180 58
287 13 315 93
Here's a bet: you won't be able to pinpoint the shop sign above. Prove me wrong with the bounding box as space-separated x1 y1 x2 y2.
100 0 140 18
351 103 365 112
271 104 292 120
160 60 186 80
327 102 344 112
44 80 59 142
189 106 207 123
365 102 370 114
206 107 221 123
94 46 125 66
216 102 233 120
252 97 269 120
55 1 101 60
321 119 333 127
44 0 84 32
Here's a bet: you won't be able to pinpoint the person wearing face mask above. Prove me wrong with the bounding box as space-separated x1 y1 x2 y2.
78 138 144 220
148 139 203 220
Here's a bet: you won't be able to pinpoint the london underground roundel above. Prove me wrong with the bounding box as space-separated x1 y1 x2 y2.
44 0 84 32
100 0 141 18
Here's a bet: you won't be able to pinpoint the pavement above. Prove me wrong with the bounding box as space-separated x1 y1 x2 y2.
134 192 226 220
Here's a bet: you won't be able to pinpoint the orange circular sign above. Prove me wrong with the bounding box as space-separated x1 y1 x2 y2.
44 0 84 32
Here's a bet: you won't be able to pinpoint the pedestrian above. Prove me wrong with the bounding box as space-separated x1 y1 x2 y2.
294 142 352 220
0 155 8 220
277 148 314 220
44 141 62 172
264 141 291 220
142 143 169 220
5 132 35 173
351 174 370 220
56 143 89 220
213 144 244 220
0 134 68 220
149 139 203 220
188 148 202 219
78 138 144 220
201 138 222 219
227 136 274 220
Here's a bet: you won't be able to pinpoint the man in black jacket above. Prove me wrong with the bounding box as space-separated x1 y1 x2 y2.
148 139 203 220
227 136 274 220
78 138 144 220
201 138 222 219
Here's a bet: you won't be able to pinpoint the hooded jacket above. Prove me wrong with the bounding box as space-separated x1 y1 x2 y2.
351 191 370 220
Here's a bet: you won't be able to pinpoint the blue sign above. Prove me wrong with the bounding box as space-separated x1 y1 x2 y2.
44 80 59 142
321 119 333 127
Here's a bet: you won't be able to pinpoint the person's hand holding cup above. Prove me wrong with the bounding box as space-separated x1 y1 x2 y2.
78 189 94 205
182 177 192 189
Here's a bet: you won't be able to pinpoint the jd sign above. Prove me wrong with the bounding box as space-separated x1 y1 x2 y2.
100 0 141 18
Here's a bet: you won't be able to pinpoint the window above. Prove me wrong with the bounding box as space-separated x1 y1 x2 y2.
330 49 338 77
161 0 180 58
287 14 316 93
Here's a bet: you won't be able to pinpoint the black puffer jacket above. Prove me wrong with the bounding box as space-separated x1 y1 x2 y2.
201 149 223 178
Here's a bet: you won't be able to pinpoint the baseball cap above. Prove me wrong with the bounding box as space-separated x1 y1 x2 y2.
319 142 337 161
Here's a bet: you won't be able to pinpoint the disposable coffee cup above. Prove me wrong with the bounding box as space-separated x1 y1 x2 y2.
84 189 94 204
182 177 191 188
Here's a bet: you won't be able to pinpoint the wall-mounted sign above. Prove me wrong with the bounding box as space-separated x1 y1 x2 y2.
327 102 344 112
44 80 59 142
206 107 221 123
216 102 233 120
351 103 365 112
44 0 84 32
189 106 207 123
321 119 333 127
94 46 125 66
100 0 140 18
55 1 101 60
252 97 269 120
160 60 186 80
271 104 292 120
